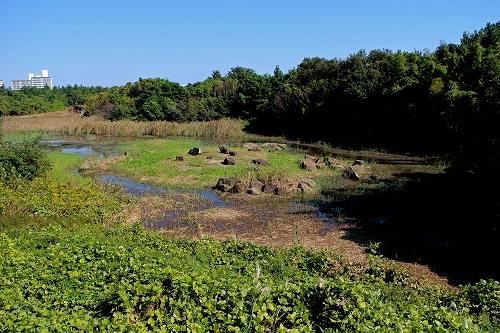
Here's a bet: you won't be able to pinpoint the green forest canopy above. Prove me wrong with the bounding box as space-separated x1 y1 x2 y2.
1 22 499 162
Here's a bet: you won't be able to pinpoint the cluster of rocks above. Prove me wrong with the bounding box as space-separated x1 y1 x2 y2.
241 142 287 152
218 143 283 166
299 156 368 180
218 146 237 165
215 177 316 196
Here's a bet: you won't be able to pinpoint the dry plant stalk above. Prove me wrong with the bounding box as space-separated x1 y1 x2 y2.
2 111 246 138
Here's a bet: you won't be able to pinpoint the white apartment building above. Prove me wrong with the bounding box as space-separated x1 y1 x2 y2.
0 80 4 87
11 70 53 90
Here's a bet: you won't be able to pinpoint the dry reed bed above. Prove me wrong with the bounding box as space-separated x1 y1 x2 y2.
2 111 246 138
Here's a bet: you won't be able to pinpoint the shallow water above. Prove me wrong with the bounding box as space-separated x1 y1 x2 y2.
45 135 384 235
41 139 119 158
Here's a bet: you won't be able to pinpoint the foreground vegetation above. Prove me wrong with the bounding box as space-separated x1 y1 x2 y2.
1 117 500 332
3 222 500 332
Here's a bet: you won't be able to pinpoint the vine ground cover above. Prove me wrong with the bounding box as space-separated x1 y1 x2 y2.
2 223 498 332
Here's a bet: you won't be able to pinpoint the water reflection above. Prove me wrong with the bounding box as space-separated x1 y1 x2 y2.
41 140 117 158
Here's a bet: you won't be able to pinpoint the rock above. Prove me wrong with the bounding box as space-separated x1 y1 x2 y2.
345 166 360 180
305 154 316 160
250 179 264 191
206 155 216 160
263 182 277 194
369 174 378 180
261 143 282 151
223 157 236 165
253 158 270 166
298 182 313 193
216 178 237 191
232 182 248 193
188 147 203 155
278 143 287 150
229 150 237 156
219 184 232 192
242 143 260 150
353 159 364 166
79 160 93 172
300 159 317 171
274 186 289 195
247 187 260 195
175 155 184 161
219 145 230 154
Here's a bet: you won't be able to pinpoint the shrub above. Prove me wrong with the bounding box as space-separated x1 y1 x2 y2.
458 279 500 325
0 135 52 182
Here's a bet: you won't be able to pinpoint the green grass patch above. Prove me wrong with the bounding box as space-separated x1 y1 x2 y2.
0 177 125 233
47 152 93 185
97 138 337 189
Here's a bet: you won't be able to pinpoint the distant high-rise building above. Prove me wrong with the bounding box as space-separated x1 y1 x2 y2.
0 80 4 87
11 70 52 90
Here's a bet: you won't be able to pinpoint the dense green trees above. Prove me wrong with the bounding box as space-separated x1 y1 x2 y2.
2 21 499 162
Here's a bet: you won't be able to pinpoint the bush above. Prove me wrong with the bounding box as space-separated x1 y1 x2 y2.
0 135 52 182
458 279 500 325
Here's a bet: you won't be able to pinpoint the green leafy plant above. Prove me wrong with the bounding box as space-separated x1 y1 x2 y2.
0 135 52 182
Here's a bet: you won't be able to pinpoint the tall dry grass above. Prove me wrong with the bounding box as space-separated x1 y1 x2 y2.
2 111 246 138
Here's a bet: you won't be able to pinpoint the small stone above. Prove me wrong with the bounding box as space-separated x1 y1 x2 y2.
216 178 236 191
345 166 360 180
250 179 264 191
300 159 316 171
263 182 277 194
247 187 260 195
253 158 270 166
188 147 202 155
232 182 248 193
79 160 93 172
274 186 288 195
223 157 236 165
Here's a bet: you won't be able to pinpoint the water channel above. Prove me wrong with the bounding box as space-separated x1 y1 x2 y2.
45 136 341 235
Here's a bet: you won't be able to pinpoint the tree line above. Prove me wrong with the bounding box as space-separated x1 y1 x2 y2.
1 22 499 163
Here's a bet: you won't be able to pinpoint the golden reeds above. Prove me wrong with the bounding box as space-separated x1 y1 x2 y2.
2 111 246 138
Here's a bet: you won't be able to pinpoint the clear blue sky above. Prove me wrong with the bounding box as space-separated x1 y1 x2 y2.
1 0 499 88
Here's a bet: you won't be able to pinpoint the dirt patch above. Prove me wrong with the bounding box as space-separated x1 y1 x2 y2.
134 193 455 289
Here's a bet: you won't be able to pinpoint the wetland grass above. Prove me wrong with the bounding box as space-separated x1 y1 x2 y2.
2 111 246 138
